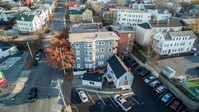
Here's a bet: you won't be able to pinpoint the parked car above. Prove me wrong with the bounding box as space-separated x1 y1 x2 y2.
195 66 199 70
12 36 18 39
45 29 50 33
155 85 167 93
32 60 38 68
35 52 41 61
150 80 160 88
170 99 181 111
113 94 131 111
39 48 44 54
140 69 151 77
161 92 173 103
144 75 156 84
78 91 88 103
27 87 38 102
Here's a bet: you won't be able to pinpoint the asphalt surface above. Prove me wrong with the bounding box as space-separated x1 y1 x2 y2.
0 3 67 111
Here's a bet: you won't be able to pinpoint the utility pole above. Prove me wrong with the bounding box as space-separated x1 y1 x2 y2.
27 42 34 60
60 47 66 74
57 79 67 111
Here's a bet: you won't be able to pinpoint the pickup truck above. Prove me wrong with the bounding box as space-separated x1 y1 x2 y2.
113 94 131 112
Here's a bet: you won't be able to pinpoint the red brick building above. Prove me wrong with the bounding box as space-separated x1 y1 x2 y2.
107 25 135 57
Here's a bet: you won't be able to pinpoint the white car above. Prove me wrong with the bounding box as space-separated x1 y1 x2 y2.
113 94 131 111
78 91 88 103
155 85 167 93
150 80 160 88
35 53 41 61
144 75 156 84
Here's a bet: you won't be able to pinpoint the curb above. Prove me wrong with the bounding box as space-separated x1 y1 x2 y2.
0 70 31 101
76 87 132 95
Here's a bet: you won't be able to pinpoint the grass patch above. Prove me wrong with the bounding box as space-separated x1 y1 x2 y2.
183 79 199 96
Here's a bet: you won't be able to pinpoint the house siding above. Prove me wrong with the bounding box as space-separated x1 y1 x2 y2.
82 80 102 89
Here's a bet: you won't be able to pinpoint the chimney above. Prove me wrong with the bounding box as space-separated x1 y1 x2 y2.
95 34 98 37
156 20 159 26
167 19 170 25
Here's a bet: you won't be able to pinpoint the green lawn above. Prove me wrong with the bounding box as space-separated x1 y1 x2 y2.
184 79 199 96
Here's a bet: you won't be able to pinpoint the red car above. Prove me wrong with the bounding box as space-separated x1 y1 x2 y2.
170 100 181 111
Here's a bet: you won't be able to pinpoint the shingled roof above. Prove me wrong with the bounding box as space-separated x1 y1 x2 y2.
107 55 127 79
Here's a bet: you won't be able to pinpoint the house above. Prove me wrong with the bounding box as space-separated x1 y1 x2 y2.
82 72 103 89
34 7 49 25
106 1 116 10
110 8 151 28
136 19 183 46
0 10 16 22
69 8 93 23
147 9 171 20
0 41 18 59
16 13 42 34
143 0 155 6
69 31 120 71
11 7 31 13
87 0 111 4
104 55 133 90
131 2 145 10
67 2 85 11
152 31 197 56
107 25 135 57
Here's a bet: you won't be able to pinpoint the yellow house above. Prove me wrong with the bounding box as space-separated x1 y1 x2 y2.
69 8 93 22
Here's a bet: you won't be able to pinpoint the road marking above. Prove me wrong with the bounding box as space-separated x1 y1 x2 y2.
153 86 158 91
107 95 118 108
96 92 106 106
25 84 58 89
131 97 140 105
166 97 175 106
143 75 150 79
159 90 168 98
177 105 183 112
86 91 95 104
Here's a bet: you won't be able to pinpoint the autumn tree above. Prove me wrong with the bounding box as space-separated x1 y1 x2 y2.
45 36 74 73
189 17 199 37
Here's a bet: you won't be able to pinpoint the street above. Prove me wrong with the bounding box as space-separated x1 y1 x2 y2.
0 3 67 111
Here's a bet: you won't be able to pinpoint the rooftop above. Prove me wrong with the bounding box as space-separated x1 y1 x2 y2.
69 31 120 42
108 25 134 33
0 41 15 51
82 72 103 82
137 22 151 29
149 19 183 28
16 14 35 21
162 31 197 40
107 55 128 79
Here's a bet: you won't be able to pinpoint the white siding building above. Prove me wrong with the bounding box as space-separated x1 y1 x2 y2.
147 9 171 21
0 10 16 22
82 72 103 89
110 8 151 28
16 14 42 34
34 8 49 25
105 55 133 90
152 31 197 55
0 41 18 59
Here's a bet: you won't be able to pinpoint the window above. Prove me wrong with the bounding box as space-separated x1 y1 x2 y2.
76 50 80 55
77 63 81 68
88 43 92 48
189 42 192 45
109 41 112 46
98 61 104 65
109 48 112 52
75 43 79 48
84 43 88 48
85 63 88 68
76 57 80 62
85 50 88 55
90 82 94 85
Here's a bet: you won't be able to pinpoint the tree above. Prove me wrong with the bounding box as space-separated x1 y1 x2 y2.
189 17 199 36
180 2 193 11
154 0 167 9
45 36 74 72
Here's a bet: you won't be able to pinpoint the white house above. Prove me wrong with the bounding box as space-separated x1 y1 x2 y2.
152 31 197 55
110 8 151 28
104 55 133 90
82 72 103 89
16 13 42 34
147 9 171 21
0 41 18 59
34 8 49 25
131 2 145 10
0 10 16 22
136 19 183 46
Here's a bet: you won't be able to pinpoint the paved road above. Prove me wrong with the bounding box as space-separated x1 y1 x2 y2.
0 4 67 111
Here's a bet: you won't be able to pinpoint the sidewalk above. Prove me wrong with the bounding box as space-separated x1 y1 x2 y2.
0 70 31 101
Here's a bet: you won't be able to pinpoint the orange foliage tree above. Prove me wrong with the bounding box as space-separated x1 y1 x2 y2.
45 36 74 72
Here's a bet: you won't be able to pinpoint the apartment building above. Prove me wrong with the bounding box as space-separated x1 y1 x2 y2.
69 32 120 71
110 8 151 28
136 19 183 46
152 31 197 55
0 10 16 22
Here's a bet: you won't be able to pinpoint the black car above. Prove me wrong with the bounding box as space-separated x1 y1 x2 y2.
45 29 50 33
27 87 38 102
32 60 38 68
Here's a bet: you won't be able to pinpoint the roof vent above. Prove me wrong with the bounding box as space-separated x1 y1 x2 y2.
21 17 25 21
